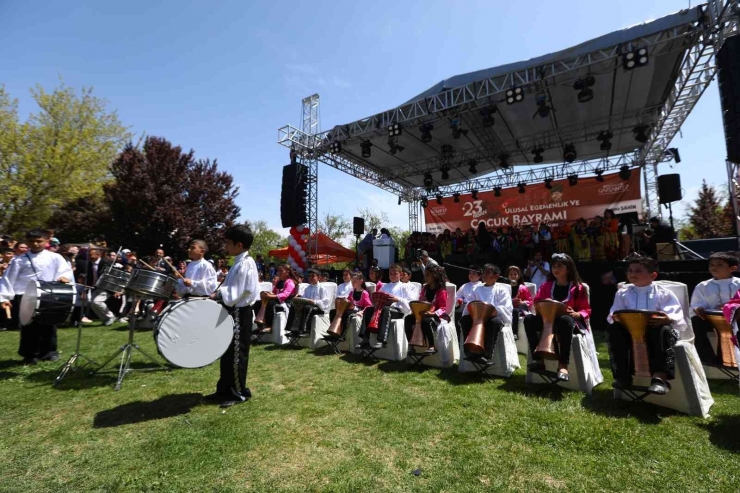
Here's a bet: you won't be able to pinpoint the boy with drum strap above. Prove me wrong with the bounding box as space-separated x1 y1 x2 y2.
0 229 73 364
206 224 259 408
176 240 218 297
607 256 686 395
689 252 740 365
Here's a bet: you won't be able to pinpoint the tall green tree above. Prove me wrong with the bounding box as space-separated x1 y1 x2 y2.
687 180 729 239
357 207 390 234
0 82 130 235
318 211 351 242
245 220 287 263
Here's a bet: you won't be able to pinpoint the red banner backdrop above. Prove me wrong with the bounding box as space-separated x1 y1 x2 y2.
423 172 642 234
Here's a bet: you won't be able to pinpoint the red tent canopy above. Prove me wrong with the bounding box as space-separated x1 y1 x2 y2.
268 232 356 266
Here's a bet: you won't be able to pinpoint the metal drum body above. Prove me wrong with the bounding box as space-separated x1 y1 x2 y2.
254 291 272 325
95 268 132 294
534 300 568 360
154 298 234 368
328 297 353 337
613 309 660 378
19 280 76 326
704 310 738 368
409 300 433 349
126 269 176 299
368 292 394 331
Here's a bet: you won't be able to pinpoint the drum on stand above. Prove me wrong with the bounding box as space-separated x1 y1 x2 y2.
95 268 132 294
153 298 234 368
126 268 176 299
19 280 76 327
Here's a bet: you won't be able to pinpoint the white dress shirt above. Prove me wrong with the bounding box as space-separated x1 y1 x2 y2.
176 258 218 296
379 281 412 315
0 250 74 302
336 281 352 299
463 283 513 324
608 283 687 332
690 277 740 312
300 282 331 312
457 281 482 304
218 251 259 308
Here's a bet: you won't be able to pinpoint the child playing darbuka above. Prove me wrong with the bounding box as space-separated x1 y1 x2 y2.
289 268 330 336
404 265 449 353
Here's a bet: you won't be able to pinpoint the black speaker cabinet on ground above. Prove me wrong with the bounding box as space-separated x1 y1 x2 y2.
718 35 740 164
657 174 682 204
353 217 365 236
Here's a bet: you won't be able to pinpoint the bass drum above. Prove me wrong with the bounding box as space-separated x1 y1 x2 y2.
19 280 76 327
154 298 234 368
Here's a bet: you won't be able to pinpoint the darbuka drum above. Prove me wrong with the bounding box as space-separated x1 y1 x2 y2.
254 291 272 325
409 301 433 350
290 297 316 331
126 268 176 299
328 298 353 337
534 300 568 360
19 280 76 327
154 298 234 368
704 310 738 368
464 301 497 354
613 309 661 378
95 267 132 294
367 292 394 331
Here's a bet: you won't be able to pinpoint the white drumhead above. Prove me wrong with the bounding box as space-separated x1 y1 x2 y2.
19 280 40 326
155 298 234 368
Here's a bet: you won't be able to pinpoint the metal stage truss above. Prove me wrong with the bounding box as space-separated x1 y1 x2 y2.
278 0 740 231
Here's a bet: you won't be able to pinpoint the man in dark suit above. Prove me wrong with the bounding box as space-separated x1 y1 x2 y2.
77 247 117 326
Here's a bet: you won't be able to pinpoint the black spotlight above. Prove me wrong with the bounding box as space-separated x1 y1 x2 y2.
420 123 434 143
619 165 632 181
532 147 544 164
388 136 405 155
665 148 681 163
518 182 526 194
387 123 403 136
451 119 468 139
595 169 605 182
568 174 579 186
544 178 553 189
441 167 450 180
506 87 524 105
573 75 595 103
420 197 428 208
493 187 502 197
423 172 433 190
453 193 461 203
398 196 402 205
534 93 549 118
499 153 510 169
361 141 372 158
480 106 497 127
330 142 342 153
623 47 649 70
471 190 479 200
633 125 650 143
436 194 443 205
597 131 613 151
563 144 577 163
468 159 478 174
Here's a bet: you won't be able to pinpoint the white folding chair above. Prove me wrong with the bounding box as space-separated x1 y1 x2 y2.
611 281 714 417
268 282 309 346
407 282 460 369
515 282 537 355
458 283 520 378
251 282 275 335
341 282 376 353
305 282 337 350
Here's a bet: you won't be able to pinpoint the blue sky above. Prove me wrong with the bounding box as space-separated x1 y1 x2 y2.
1 0 726 235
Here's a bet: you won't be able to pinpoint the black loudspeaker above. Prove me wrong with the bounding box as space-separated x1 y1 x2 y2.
657 174 682 204
718 35 740 164
280 163 308 228
353 217 365 236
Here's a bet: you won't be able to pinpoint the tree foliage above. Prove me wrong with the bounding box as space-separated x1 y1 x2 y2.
318 210 352 244
0 82 131 235
357 207 390 234
244 220 287 263
687 181 734 239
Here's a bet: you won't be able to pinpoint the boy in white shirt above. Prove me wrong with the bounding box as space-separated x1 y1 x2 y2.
330 268 352 322
290 268 331 336
176 240 218 297
689 252 740 365
607 256 686 394
454 265 482 327
357 264 412 349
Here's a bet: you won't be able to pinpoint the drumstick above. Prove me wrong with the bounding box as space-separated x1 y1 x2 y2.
138 260 157 271
163 257 185 279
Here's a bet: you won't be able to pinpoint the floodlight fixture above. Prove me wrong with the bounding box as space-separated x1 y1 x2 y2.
568 174 579 186
597 131 613 151
472 190 479 200
420 123 434 143
493 187 502 197
534 93 550 118
480 106 497 127
468 160 478 174
361 141 372 158
573 75 595 103
436 194 443 205
499 153 510 169
518 183 526 194
563 144 577 163
544 178 553 189
441 168 450 180
387 123 402 137
619 165 632 181
330 142 342 153
451 119 468 140
453 193 461 203
532 147 544 164
595 169 605 182
506 87 524 105
633 125 650 143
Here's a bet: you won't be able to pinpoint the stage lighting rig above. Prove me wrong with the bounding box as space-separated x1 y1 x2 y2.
499 153 510 169
423 172 433 191
361 141 372 158
420 197 428 208
493 187 502 197
595 168 605 182
468 160 478 174
568 174 579 186
665 148 681 163
544 178 553 189
518 182 526 194
436 194 443 205
573 75 595 103
633 125 650 143
388 136 405 155
597 131 613 151
330 142 342 153
563 144 577 163
532 147 544 164
623 47 649 70
619 166 632 181
472 190 479 200
441 167 450 180
387 123 403 137
506 87 524 105
534 93 550 118
451 119 468 140
398 196 402 205
453 193 461 203
480 106 497 127
420 123 434 143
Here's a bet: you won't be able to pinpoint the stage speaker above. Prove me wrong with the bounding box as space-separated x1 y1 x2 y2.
657 174 682 204
353 217 365 236
718 35 740 164
280 163 309 228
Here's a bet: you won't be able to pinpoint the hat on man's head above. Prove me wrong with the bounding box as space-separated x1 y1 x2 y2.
50 237 60 245
122 249 131 254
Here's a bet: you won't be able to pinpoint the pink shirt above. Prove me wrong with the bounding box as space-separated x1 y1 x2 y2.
274 278 297 303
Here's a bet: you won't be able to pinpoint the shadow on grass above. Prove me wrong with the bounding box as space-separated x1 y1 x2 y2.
93 392 202 428
497 373 566 401
24 369 119 390
262 344 304 352
579 387 673 424
700 414 740 453
706 379 740 396
376 360 410 373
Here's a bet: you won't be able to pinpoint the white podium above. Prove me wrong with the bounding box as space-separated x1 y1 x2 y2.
372 238 396 269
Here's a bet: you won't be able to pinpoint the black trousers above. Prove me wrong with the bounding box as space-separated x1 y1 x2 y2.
292 306 324 334
329 308 358 337
511 308 529 338
252 298 281 328
216 305 253 400
524 313 576 366
691 315 719 365
459 314 504 359
606 322 678 382
360 306 403 343
403 313 439 347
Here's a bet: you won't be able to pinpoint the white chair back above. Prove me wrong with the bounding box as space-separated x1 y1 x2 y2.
297 282 308 296
445 282 457 317
366 282 377 294
500 282 512 298
259 282 272 293
409 282 422 299
320 282 338 307
525 282 536 298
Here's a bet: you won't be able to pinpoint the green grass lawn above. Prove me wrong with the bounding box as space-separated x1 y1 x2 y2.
0 324 739 492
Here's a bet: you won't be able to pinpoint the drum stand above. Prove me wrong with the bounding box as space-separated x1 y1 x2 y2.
53 320 99 387
91 296 166 391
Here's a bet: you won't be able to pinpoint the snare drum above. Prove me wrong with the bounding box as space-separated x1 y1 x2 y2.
95 267 132 294
19 280 76 327
126 268 176 299
154 298 234 368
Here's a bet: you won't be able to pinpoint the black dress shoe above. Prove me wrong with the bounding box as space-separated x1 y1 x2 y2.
556 371 570 382
355 340 370 349
611 380 632 391
40 352 59 362
219 397 249 408
22 357 38 365
203 392 229 402
647 378 671 395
